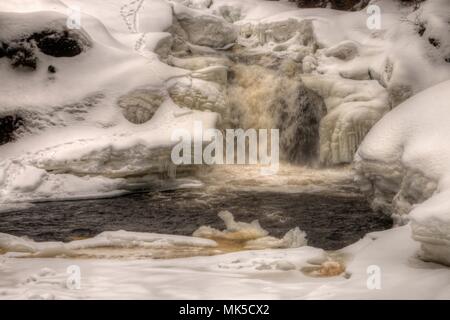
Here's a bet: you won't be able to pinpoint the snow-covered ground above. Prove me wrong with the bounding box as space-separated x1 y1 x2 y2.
1 0 450 299
1 224 449 299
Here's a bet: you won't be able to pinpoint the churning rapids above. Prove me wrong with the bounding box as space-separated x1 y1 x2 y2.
0 166 391 250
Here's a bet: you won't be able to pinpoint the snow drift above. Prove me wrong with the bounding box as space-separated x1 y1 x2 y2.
355 80 450 266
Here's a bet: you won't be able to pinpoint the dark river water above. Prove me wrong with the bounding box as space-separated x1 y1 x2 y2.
0 185 392 250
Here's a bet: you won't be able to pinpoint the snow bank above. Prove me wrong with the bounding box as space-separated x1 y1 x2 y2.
1 225 449 299
0 0 225 203
0 229 217 258
355 80 450 266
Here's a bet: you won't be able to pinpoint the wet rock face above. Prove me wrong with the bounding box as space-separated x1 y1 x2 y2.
0 115 23 145
273 84 327 165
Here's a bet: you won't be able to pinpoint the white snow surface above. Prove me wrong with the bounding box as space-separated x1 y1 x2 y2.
0 225 449 299
0 0 220 202
356 80 450 266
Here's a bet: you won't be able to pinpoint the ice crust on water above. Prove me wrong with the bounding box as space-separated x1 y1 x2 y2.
0 211 305 257
193 210 307 249
0 230 217 257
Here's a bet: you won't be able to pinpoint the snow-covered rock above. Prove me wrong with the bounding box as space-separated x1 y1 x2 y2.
174 0 213 10
355 80 450 266
168 76 227 114
173 3 237 49
118 89 165 124
324 40 359 61
0 0 221 203
303 74 389 165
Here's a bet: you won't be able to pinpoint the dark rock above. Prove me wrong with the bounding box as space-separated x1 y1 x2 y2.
272 84 327 165
416 23 426 37
0 43 5 58
428 37 441 48
0 28 89 71
0 115 23 145
4 41 37 70
31 30 85 57
293 0 369 10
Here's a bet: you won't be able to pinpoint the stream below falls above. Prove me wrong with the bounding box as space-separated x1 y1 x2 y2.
0 165 392 250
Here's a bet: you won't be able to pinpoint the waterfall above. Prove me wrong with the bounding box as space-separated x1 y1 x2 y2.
226 63 326 165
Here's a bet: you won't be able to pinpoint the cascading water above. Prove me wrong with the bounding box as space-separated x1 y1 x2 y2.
226 62 327 165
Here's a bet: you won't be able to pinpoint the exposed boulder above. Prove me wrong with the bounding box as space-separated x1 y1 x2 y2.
4 41 37 70
118 89 165 124
293 0 370 10
324 41 359 61
174 6 237 49
168 77 227 114
153 34 174 59
0 29 89 70
238 19 316 48
215 5 241 23
0 115 23 145
31 30 88 57
174 0 212 10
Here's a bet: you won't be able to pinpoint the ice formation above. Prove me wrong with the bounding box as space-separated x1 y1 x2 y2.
193 210 308 249
0 229 217 257
0 210 306 258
